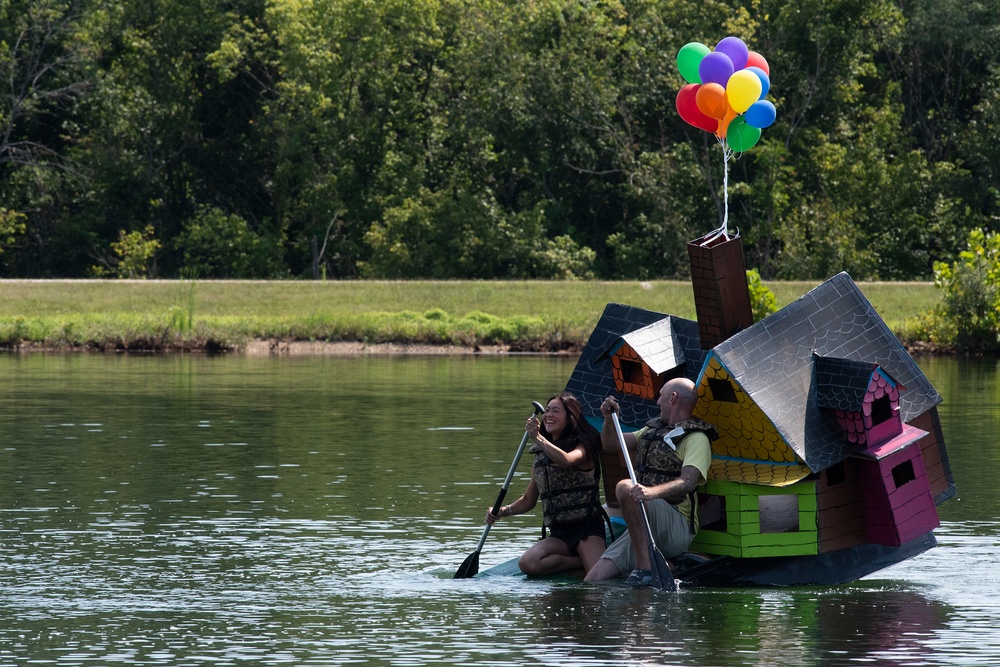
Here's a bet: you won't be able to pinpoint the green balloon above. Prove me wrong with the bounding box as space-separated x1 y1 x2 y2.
726 116 762 152
677 42 711 84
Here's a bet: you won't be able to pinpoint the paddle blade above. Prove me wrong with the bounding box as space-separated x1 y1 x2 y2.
453 550 480 579
649 547 676 592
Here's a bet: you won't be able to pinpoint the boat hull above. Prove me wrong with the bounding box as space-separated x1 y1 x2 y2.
476 531 938 587
671 531 937 587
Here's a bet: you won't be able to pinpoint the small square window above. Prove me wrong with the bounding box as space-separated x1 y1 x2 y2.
621 359 645 385
871 394 894 425
699 494 726 532
891 459 916 489
825 461 846 486
759 495 800 533
708 377 739 403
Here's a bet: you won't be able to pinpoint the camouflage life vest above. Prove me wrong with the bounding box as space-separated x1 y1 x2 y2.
635 417 717 535
635 417 718 492
532 440 602 527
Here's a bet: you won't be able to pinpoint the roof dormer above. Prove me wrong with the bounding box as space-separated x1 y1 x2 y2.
598 317 688 400
813 353 904 451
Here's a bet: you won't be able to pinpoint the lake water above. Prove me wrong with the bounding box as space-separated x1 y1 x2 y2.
0 353 997 666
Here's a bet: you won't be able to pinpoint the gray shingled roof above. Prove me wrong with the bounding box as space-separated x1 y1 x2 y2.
710 272 942 472
563 305 706 430
813 353 883 412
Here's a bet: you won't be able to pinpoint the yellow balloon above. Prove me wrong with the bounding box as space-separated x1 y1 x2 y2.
726 70 763 113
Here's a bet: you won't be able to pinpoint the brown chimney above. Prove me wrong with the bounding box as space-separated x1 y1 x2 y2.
687 232 753 349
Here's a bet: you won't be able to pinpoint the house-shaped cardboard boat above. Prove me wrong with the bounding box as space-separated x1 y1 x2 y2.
562 235 955 586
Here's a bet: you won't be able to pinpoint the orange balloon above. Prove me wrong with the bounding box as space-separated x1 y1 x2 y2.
696 83 729 120
716 107 738 140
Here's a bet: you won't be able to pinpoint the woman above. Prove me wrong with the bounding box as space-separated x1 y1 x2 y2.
485 392 607 576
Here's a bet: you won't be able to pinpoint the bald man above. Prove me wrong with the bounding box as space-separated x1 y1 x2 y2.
584 378 716 586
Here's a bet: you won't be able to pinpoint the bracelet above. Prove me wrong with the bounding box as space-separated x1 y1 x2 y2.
502 505 512 518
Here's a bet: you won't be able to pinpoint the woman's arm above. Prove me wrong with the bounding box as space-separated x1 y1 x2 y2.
535 438 588 468
485 478 539 524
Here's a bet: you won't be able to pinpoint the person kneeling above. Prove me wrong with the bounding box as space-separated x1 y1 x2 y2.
485 393 607 576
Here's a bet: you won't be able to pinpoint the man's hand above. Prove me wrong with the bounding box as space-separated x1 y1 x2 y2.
601 396 620 417
628 482 654 504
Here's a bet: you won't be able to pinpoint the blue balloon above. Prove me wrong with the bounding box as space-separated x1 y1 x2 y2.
746 66 770 99
745 100 776 129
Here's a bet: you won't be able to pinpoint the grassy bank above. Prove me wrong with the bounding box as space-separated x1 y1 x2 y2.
0 279 941 353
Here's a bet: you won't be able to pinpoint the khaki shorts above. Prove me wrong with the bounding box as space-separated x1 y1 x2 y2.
600 498 694 575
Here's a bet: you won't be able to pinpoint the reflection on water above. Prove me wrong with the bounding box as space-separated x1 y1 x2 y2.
0 353 996 666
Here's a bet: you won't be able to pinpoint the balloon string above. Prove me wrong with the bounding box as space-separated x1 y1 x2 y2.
723 143 730 235
702 141 734 246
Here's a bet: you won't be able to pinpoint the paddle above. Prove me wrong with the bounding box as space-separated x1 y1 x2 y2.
453 400 547 579
612 411 676 591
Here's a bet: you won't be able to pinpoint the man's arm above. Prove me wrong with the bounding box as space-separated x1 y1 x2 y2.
599 396 637 453
600 416 636 452
651 466 701 503
633 432 711 503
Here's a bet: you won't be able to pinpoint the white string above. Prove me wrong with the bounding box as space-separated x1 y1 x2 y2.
700 140 736 246
723 141 730 234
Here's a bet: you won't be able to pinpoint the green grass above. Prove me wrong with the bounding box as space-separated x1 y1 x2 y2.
0 279 942 352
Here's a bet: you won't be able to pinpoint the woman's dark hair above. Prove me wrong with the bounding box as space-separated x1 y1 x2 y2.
540 392 603 479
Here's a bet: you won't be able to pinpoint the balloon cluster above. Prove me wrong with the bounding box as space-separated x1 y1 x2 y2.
675 36 775 152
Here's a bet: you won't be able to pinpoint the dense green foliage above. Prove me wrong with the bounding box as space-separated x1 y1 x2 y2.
931 229 1000 353
746 268 777 321
1 0 998 280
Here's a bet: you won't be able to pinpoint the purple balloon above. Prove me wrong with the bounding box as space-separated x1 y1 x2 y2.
745 100 776 129
699 52 734 86
715 36 749 71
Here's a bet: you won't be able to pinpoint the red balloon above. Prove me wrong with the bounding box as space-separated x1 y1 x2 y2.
746 51 770 77
676 84 719 133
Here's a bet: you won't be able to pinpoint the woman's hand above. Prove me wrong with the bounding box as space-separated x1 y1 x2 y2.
525 415 540 440
485 505 510 525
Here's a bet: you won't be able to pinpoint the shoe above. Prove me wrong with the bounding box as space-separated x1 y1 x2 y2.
625 568 652 587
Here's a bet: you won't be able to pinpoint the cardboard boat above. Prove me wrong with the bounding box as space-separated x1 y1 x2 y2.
482 234 955 587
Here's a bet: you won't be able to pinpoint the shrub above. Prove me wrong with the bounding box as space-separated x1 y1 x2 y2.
92 225 162 278
932 228 1000 353
176 206 284 278
747 269 778 322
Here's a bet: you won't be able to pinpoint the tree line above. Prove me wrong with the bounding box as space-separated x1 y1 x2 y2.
1 0 998 280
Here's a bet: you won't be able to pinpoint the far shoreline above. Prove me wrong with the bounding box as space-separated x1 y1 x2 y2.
242 340 558 356
246 340 951 357
3 337 950 357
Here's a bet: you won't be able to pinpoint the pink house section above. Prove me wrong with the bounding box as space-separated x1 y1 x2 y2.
857 424 940 547
815 356 940 548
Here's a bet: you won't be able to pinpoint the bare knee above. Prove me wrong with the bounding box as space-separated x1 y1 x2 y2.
583 557 621 582
615 479 633 503
518 552 543 576
518 544 551 576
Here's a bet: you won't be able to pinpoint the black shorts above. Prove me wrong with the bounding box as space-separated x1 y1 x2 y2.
548 517 607 554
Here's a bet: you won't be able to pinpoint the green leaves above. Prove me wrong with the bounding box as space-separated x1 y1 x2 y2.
0 0 998 281
932 228 1000 353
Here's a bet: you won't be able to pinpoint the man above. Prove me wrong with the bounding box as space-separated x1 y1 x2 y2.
584 377 715 586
